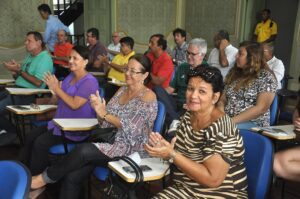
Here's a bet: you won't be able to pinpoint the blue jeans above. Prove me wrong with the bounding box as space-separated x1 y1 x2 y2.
153 86 181 121
0 91 35 114
237 121 257 130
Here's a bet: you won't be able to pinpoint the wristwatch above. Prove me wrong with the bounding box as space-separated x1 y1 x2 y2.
168 150 177 164
17 70 23 76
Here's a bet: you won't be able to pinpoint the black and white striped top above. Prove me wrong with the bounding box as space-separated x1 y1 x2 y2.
159 112 248 199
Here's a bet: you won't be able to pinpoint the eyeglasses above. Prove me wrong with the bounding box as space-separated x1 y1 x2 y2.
189 66 215 79
186 50 200 57
122 68 143 75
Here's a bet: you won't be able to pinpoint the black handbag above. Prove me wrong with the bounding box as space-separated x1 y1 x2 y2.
102 156 144 199
88 127 118 144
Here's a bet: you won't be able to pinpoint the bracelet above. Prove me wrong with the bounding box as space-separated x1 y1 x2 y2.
168 150 177 163
103 113 109 120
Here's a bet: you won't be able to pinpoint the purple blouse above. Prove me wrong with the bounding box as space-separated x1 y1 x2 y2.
48 73 98 141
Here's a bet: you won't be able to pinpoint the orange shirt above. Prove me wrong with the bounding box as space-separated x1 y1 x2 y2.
53 42 73 66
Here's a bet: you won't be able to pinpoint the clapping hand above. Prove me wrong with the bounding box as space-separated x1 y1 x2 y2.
3 60 21 72
144 132 177 160
44 72 61 94
90 91 106 117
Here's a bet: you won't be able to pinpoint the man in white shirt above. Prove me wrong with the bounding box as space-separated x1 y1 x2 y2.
208 30 238 79
262 43 285 89
107 32 121 61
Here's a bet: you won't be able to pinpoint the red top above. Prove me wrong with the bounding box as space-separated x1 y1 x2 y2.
53 42 73 66
146 51 174 88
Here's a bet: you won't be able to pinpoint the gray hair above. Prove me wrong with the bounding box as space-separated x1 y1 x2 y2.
188 38 207 56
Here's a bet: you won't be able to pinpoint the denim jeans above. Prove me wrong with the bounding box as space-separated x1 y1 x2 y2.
0 91 35 114
153 86 181 121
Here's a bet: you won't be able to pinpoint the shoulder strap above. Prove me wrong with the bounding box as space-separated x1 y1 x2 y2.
112 156 144 185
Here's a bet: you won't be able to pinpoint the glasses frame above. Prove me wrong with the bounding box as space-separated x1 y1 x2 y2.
122 68 144 75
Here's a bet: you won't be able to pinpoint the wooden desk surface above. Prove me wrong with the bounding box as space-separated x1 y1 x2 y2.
90 71 106 77
108 158 170 183
53 118 98 131
0 79 15 85
252 125 296 140
6 87 51 95
6 105 57 115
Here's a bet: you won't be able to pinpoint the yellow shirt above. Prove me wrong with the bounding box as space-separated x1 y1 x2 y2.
254 19 278 43
108 51 135 82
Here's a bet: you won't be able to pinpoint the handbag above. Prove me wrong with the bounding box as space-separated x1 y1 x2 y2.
88 127 118 144
102 156 144 199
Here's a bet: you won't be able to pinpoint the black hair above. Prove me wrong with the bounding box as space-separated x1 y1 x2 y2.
120 36 134 49
150 34 167 50
72 45 90 60
173 28 187 39
87 28 99 40
37 4 52 14
187 64 224 94
129 54 152 84
217 30 230 41
26 31 45 49
262 9 271 15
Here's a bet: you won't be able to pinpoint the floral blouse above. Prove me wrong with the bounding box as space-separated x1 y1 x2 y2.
93 86 158 158
224 69 277 127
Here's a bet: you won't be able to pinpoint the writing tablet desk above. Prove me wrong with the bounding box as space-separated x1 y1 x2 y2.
252 125 296 140
52 118 98 153
252 125 298 151
6 87 52 105
0 79 15 85
90 71 106 77
108 158 170 183
108 80 127 87
6 105 57 144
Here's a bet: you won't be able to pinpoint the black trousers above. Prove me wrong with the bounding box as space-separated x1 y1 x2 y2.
46 143 110 199
19 126 76 175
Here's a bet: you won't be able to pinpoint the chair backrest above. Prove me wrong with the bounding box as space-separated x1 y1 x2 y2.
240 129 273 199
152 101 166 134
270 94 279 125
0 161 31 199
99 86 105 98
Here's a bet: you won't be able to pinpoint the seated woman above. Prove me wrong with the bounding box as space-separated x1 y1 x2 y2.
145 65 248 198
20 45 99 175
273 99 300 182
30 55 157 199
218 41 277 129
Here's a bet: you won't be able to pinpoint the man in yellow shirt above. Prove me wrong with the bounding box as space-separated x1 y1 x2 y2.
253 9 278 43
102 36 135 100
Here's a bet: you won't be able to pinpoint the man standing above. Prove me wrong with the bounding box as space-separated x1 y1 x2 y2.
171 28 188 68
253 9 278 43
154 38 207 133
52 29 73 80
37 4 70 53
262 43 285 89
85 28 108 71
107 32 121 61
208 30 238 79
146 34 174 89
2 31 53 113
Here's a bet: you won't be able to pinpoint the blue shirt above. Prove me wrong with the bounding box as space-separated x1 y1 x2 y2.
44 15 70 52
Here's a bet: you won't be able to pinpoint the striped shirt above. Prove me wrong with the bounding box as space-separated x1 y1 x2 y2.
154 112 248 199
